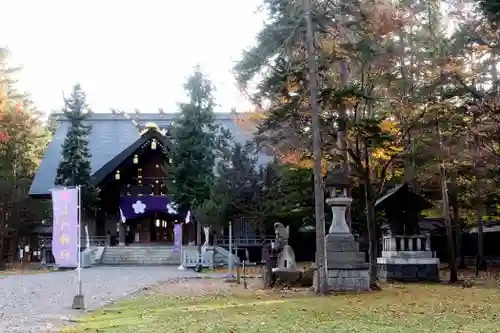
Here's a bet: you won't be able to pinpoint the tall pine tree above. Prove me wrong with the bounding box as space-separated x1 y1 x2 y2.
55 83 99 213
168 67 221 213
0 48 51 267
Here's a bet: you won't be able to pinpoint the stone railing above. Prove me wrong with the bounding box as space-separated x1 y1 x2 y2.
215 236 274 247
381 234 431 252
39 236 109 249
378 233 439 281
181 246 214 268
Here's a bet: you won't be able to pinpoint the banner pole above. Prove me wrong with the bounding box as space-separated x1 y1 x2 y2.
72 185 85 309
77 185 82 294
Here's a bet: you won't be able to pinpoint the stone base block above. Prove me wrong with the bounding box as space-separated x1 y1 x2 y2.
72 294 85 310
381 250 435 259
325 233 359 252
315 269 370 291
273 268 302 285
377 257 440 282
327 251 366 265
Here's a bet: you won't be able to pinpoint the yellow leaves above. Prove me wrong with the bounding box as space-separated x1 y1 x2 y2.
296 158 328 176
371 146 403 160
232 109 267 132
379 119 398 134
371 147 392 160
343 96 358 107
232 111 264 133
280 151 328 176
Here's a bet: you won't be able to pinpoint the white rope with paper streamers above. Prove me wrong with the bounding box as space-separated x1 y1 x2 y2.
110 108 168 136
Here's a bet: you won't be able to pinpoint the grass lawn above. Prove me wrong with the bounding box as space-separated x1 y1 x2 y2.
0 263 57 278
66 282 500 333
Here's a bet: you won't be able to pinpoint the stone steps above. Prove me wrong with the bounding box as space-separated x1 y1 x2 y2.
100 246 181 265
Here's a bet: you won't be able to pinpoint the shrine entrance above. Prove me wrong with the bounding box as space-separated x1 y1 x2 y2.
125 213 179 245
118 197 193 246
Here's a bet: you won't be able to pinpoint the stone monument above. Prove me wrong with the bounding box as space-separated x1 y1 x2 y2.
273 223 298 271
263 223 301 287
315 169 370 291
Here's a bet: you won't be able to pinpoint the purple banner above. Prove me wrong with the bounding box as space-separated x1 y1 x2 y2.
51 188 78 268
173 224 182 253
120 196 171 220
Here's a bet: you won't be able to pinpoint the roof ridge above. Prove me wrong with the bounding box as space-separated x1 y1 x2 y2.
50 111 253 122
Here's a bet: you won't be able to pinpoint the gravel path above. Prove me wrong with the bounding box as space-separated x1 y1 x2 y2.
0 266 222 333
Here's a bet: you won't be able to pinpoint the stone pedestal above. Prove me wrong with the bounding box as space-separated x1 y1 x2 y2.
322 232 370 291
315 197 370 291
377 234 440 282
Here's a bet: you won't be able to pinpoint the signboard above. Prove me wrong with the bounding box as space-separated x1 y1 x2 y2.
51 188 79 268
173 224 182 253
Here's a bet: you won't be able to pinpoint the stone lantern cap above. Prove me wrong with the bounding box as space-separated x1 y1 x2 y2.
324 169 350 189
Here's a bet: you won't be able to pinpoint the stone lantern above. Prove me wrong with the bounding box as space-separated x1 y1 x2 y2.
324 169 352 234
315 168 370 291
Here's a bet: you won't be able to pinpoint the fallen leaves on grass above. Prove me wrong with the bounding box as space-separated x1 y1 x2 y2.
68 278 500 333
441 267 500 288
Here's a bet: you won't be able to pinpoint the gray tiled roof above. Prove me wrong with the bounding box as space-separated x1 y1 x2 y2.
29 112 269 196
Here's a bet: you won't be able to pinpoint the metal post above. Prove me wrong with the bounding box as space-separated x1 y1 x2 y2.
228 221 233 278
72 185 85 309
77 185 82 295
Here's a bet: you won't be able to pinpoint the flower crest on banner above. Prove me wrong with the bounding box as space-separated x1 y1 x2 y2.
166 203 178 214
132 200 146 214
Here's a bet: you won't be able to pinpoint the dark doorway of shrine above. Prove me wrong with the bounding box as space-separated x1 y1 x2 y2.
126 211 180 244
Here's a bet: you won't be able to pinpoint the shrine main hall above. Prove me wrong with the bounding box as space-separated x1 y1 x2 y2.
29 111 265 245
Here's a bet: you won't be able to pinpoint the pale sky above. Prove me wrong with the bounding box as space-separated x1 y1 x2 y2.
0 0 265 116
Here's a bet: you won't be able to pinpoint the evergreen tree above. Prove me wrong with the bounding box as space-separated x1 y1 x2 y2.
203 143 261 224
167 67 223 213
0 48 51 268
55 83 99 213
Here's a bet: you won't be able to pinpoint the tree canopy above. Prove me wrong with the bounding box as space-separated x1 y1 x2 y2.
0 47 51 267
167 67 231 214
55 83 99 214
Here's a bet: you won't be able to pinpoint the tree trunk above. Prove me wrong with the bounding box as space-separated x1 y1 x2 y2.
473 116 486 273
439 164 458 283
452 205 466 269
434 106 458 283
0 232 4 270
304 0 328 294
449 172 465 269
0 209 5 270
365 188 378 287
